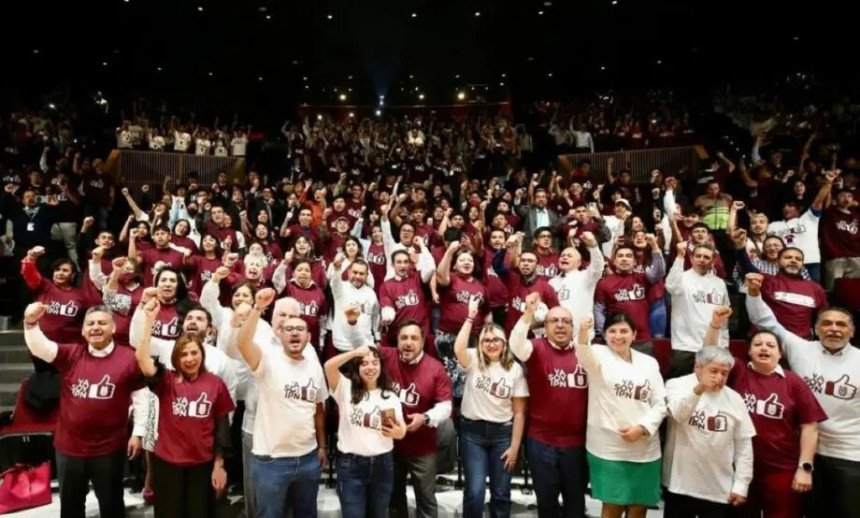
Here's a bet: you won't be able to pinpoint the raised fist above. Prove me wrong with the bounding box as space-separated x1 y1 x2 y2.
28 246 46 259
24 303 48 324
255 287 276 309
745 273 764 297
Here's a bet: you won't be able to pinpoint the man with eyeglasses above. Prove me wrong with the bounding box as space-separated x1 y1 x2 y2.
510 293 588 518
531 227 561 279
235 288 328 518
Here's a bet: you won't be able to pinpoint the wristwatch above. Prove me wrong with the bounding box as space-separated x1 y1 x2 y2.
422 413 430 425
799 462 814 473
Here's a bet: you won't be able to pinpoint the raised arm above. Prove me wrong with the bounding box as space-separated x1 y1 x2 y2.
811 170 838 212
135 299 160 377
21 247 45 290
703 306 732 348
121 187 146 220
509 292 539 361
574 316 601 375
664 241 687 295
324 345 373 391
236 288 276 372
435 242 460 287
23 303 59 363
643 235 666 284
454 297 480 370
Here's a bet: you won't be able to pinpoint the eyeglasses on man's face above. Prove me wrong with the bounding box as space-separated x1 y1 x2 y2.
546 317 573 325
282 325 307 333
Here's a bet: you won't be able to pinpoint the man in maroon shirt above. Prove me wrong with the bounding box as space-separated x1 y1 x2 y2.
509 294 588 518
344 314 452 518
24 303 145 518
130 224 186 287
492 247 560 334
281 206 323 253
379 250 432 346
202 204 240 252
822 189 860 291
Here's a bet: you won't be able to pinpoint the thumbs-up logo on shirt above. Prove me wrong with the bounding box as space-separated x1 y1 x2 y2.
634 380 652 402
491 378 512 399
187 393 212 418
362 406 382 429
825 374 857 400
60 300 79 317
755 393 785 419
706 414 728 432
565 365 589 389
400 383 420 406
87 375 116 399
300 380 318 402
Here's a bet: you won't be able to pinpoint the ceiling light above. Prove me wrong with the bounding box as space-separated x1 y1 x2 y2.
327 14 333 19
349 112 355 118
600 65 606 71
501 73 506 78
547 72 553 77
457 92 466 101
197 6 203 11
208 71 214 76
418 93 425 100
258 76 264 81
156 66 163 72
538 10 544 15
411 12 417 18
339 93 347 101
474 11 481 17
102 61 108 67
375 109 382 116
499 82 505 86
265 14 271 20
317 114 323 121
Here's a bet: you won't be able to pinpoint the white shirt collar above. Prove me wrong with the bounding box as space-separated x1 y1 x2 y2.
89 341 115 357
747 361 785 378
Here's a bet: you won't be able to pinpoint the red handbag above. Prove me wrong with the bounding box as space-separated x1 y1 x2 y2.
0 462 52 514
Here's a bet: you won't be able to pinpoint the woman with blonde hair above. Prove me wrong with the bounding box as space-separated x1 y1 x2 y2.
454 297 528 518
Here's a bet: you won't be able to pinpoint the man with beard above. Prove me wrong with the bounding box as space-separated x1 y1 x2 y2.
492 238 560 335
746 275 860 518
236 288 328 518
734 240 826 340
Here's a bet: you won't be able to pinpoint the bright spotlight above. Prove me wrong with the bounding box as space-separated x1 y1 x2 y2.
457 92 466 101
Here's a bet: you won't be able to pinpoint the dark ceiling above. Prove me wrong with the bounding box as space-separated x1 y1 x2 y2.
2 0 854 120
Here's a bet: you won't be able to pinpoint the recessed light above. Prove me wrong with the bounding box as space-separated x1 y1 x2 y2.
474 11 481 17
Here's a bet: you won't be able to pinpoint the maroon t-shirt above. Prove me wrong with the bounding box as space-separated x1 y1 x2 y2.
728 362 827 471
152 370 234 466
31 279 89 344
202 221 239 252
379 347 452 457
285 225 323 255
379 273 430 329
822 207 860 260
52 342 144 457
482 249 510 309
284 281 328 347
139 246 185 287
761 274 827 340
149 303 182 342
437 275 488 334
535 250 560 279
323 232 349 262
523 338 588 447
595 273 653 340
499 270 560 335
171 236 198 255
365 242 387 296
279 260 327 294
185 255 223 296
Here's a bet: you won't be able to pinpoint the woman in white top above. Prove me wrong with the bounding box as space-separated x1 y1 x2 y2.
455 297 528 518
575 314 666 518
324 345 407 518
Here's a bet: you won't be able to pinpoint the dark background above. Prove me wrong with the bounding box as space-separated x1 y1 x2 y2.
1 0 855 126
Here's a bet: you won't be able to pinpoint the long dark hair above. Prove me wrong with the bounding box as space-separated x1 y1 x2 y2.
347 347 396 405
154 266 195 317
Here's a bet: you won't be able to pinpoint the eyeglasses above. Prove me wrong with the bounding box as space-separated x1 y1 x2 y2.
481 337 506 345
546 317 573 325
281 326 307 333
537 234 552 239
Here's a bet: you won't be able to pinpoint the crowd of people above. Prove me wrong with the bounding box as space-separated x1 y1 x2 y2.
3 102 860 518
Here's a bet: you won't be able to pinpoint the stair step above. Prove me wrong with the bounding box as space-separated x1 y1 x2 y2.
0 331 24 348
0 363 31 384
0 345 30 363
0 383 21 407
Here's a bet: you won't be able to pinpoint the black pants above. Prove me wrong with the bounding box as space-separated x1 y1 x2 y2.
56 448 126 518
811 454 860 518
151 453 215 518
664 491 729 518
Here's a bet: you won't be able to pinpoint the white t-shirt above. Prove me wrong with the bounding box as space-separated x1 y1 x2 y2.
663 373 755 502
117 129 132 149
333 376 403 456
195 138 212 156
549 245 605 340
148 135 165 151
213 141 228 157
747 295 860 461
460 349 529 423
665 258 730 352
252 340 328 457
174 131 192 152
768 210 821 264
576 344 666 462
231 136 248 156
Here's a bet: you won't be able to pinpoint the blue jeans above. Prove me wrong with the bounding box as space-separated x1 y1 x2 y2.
525 437 586 518
336 451 394 518
251 450 320 518
460 418 514 518
649 298 667 339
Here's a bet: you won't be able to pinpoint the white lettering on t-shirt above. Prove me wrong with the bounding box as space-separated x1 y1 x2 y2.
173 393 213 418
349 405 382 430
537 263 558 277
70 375 115 399
692 288 727 305
47 300 79 317
836 220 859 235
743 393 785 419
474 375 513 399
773 291 816 308
366 252 385 265
803 373 858 400
395 290 419 309
547 366 588 389
283 379 319 402
614 284 646 302
300 300 319 316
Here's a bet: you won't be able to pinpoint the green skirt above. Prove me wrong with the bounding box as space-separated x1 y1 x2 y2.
586 451 661 506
